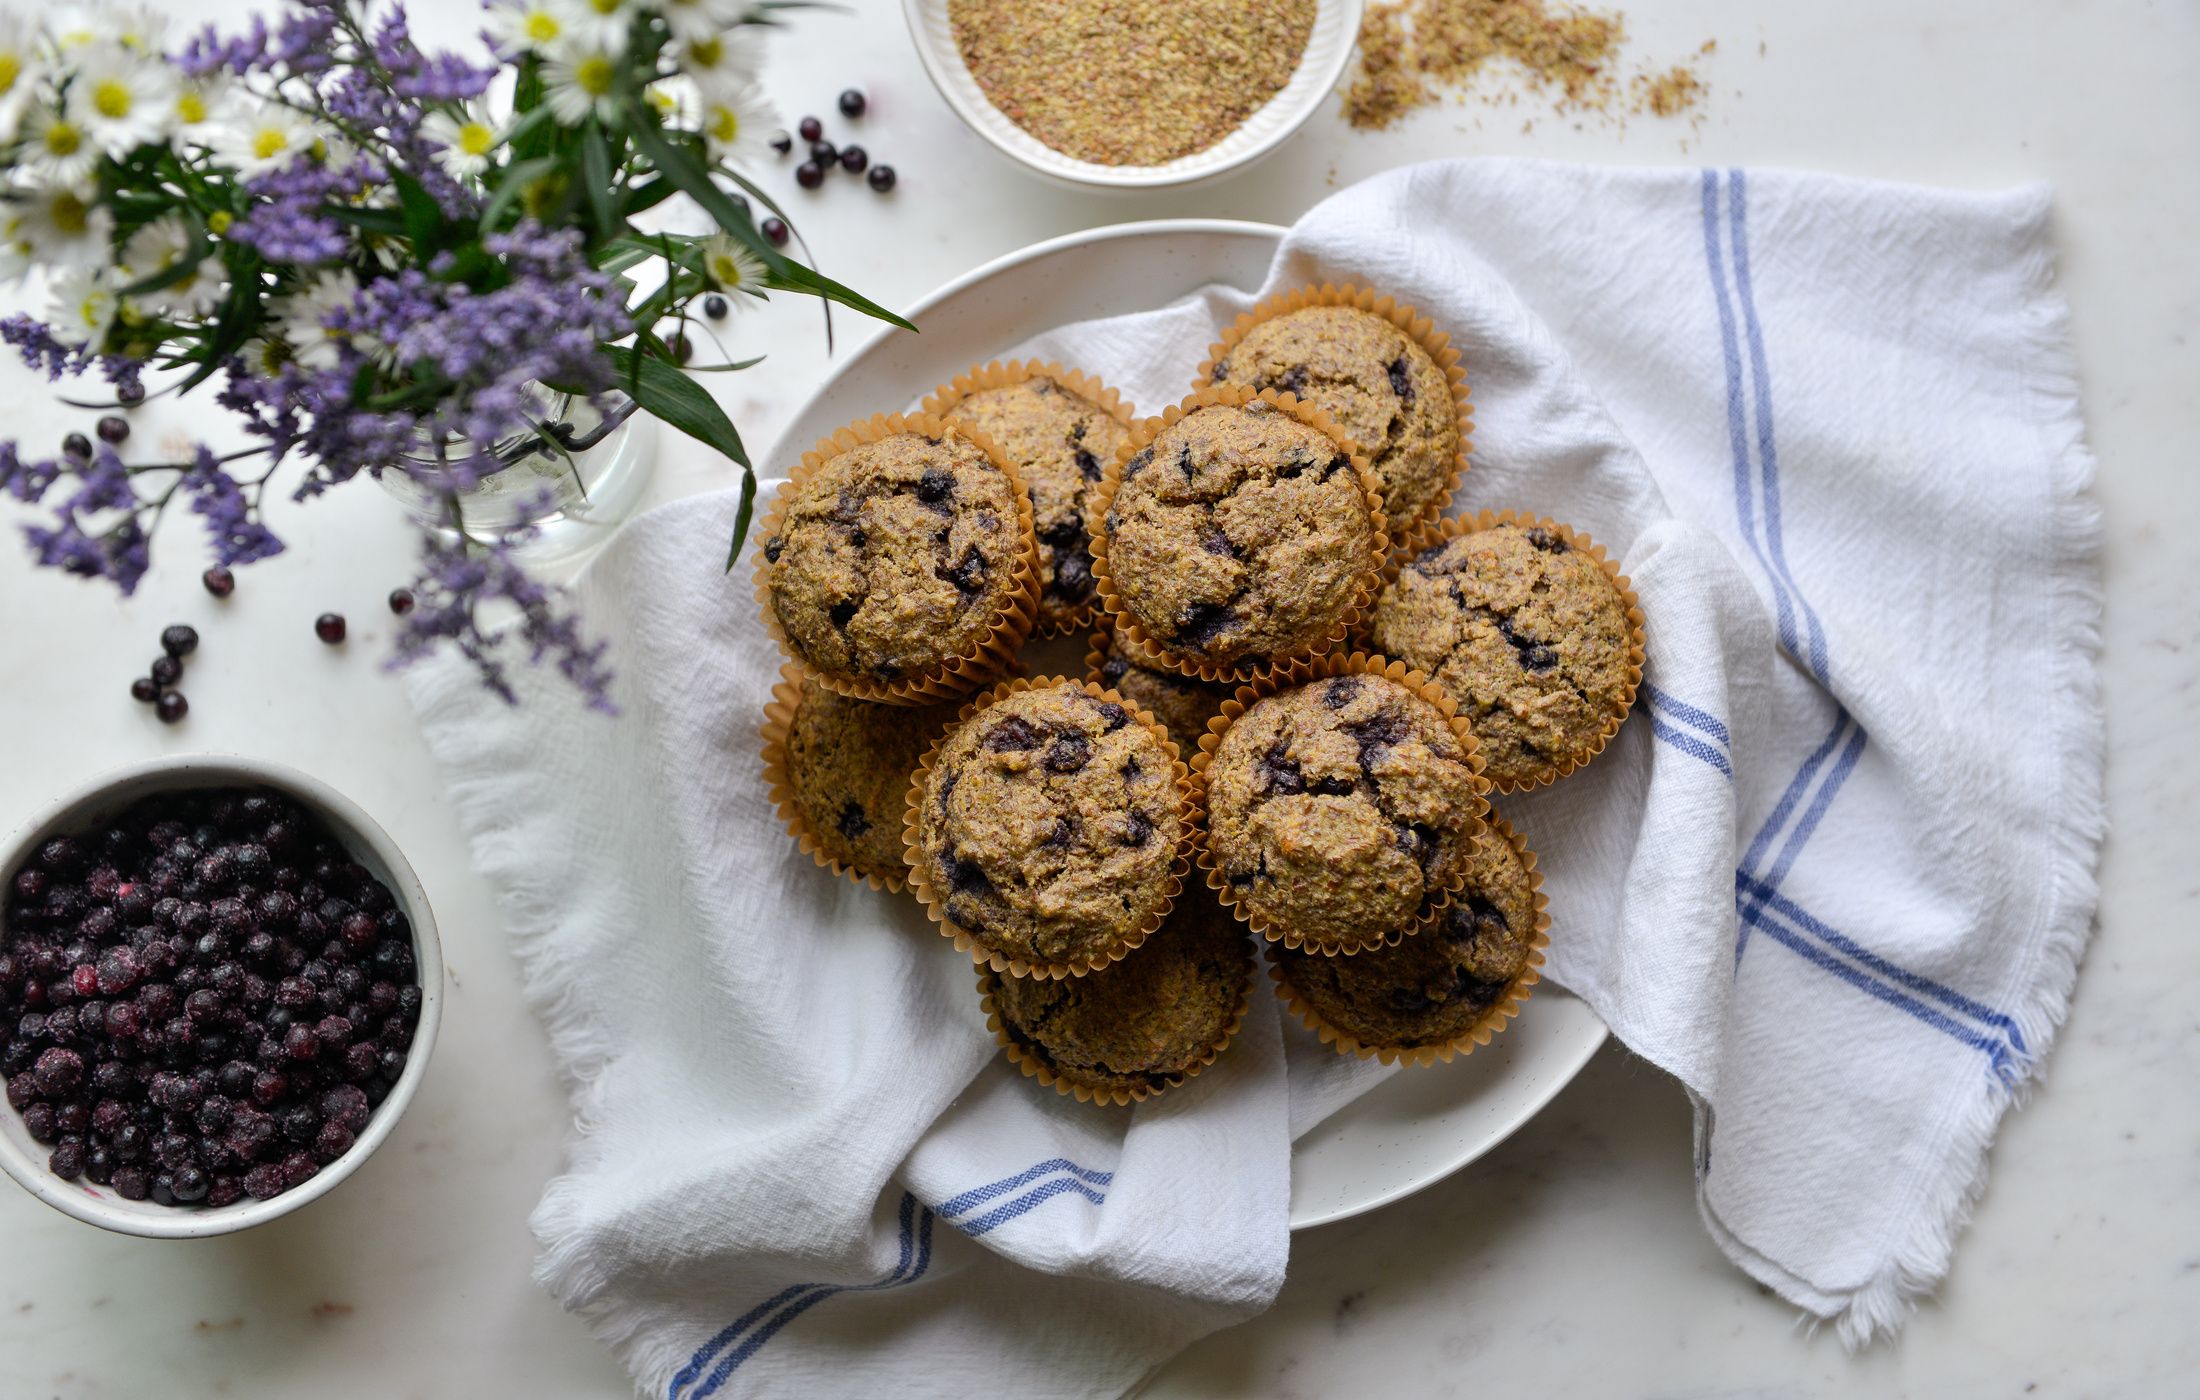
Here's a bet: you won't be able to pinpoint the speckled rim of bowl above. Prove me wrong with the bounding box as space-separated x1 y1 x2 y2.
902 0 1367 192
0 756 444 1239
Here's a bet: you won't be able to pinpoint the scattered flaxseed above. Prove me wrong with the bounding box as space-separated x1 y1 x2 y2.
949 0 1317 166
1343 0 1714 130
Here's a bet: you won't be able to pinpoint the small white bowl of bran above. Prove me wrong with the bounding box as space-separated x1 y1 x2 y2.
906 0 1364 190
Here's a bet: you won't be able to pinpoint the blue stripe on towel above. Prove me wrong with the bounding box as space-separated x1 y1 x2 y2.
677 1193 938 1399
956 1174 1110 1237
1642 682 1735 779
1649 714 1734 779
935 1158 1113 1219
1641 682 1732 746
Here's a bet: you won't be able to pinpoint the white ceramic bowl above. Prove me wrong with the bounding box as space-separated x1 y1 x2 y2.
0 756 443 1238
903 0 1365 191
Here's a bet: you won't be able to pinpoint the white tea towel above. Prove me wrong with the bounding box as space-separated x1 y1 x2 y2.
405 158 2102 1396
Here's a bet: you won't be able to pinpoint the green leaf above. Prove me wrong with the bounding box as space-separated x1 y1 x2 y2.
480 155 562 232
721 168 913 332
113 246 213 300
725 468 757 571
392 172 448 256
321 203 408 236
611 346 748 468
618 175 678 217
682 354 767 373
580 123 620 246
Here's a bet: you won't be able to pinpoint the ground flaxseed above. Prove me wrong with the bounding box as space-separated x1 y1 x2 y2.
1343 0 1711 130
950 0 1317 166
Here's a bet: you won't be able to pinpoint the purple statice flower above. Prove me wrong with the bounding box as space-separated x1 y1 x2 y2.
64 447 136 515
176 4 338 79
226 154 379 266
371 7 495 102
388 532 617 714
1 443 62 504
183 448 287 567
2 318 149 398
21 512 150 595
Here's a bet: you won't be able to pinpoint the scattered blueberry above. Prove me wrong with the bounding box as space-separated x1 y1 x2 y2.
867 164 897 193
703 294 729 319
130 677 159 704
797 115 823 142
667 334 692 365
156 692 188 724
838 88 866 118
117 381 146 407
202 566 235 598
160 624 199 658
97 415 129 445
150 655 182 687
62 432 91 461
386 588 415 616
809 139 838 169
838 144 868 174
761 217 790 247
795 160 824 190
314 613 346 645
770 131 792 155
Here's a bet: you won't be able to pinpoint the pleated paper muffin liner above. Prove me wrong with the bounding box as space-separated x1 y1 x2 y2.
1196 283 1474 538
972 926 1253 1106
1188 650 1491 957
752 410 1040 706
920 359 1138 641
1087 383 1390 687
759 661 964 895
902 675 1195 980
1375 508 1646 793
1269 812 1549 1067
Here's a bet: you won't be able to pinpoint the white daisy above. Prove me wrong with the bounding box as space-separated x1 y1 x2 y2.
0 182 112 275
484 0 571 56
540 44 621 126
639 78 685 123
0 13 48 147
694 82 774 168
23 104 102 184
66 42 176 156
648 0 746 46
421 106 506 180
239 333 292 379
47 264 118 347
275 269 367 370
167 73 228 146
121 213 224 317
697 232 765 300
674 30 759 95
555 0 640 57
210 103 324 176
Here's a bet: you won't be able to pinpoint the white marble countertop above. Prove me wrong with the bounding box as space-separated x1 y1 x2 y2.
3 1 2196 1395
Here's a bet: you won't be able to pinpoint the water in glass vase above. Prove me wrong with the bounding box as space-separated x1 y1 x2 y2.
375 389 658 566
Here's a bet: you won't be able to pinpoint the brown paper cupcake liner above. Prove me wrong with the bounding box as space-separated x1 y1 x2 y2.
1087 384 1391 687
902 675 1196 980
972 933 1254 1106
1188 650 1491 956
1196 283 1474 538
921 359 1139 640
759 661 950 895
1269 812 1549 1067
752 410 1041 707
1379 509 1646 793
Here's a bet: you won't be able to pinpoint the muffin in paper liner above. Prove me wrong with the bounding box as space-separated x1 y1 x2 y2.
1197 283 1473 538
1087 383 1390 686
1368 509 1645 793
759 662 964 894
973 897 1255 1106
920 359 1138 641
1268 811 1549 1066
752 409 1040 706
1189 650 1491 956
1082 625 1237 758
902 674 1195 980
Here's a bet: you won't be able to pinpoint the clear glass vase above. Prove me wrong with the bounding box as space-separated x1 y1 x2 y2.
374 389 657 566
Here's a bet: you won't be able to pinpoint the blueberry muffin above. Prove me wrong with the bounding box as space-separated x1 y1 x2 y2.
1088 627 1235 753
1200 668 1483 954
1274 814 1541 1056
914 680 1184 976
766 672 960 889
938 372 1131 636
981 892 1251 1103
1096 396 1380 678
761 423 1033 697
1208 304 1461 532
1368 518 1638 789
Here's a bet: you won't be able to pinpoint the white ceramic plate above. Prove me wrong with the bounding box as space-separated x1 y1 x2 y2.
763 220 1608 1229
903 0 1365 191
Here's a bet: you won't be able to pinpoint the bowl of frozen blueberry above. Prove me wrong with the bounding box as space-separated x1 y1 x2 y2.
0 757 441 1237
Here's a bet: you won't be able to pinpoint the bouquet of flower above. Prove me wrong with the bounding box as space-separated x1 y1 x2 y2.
0 0 903 710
